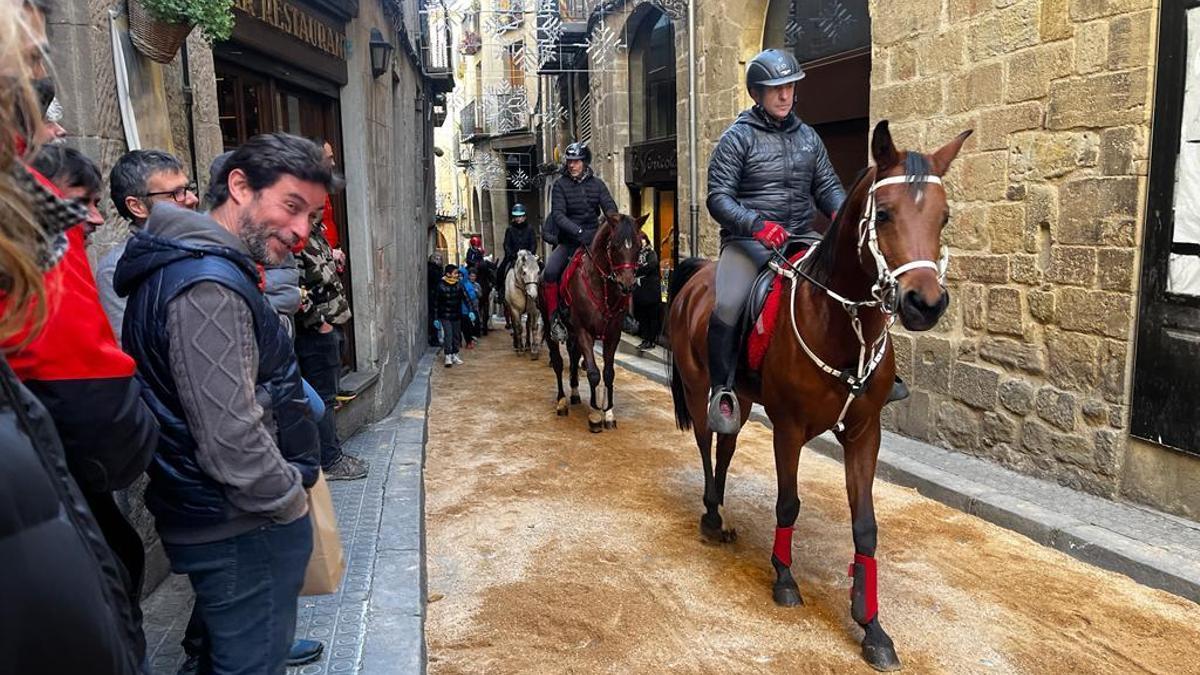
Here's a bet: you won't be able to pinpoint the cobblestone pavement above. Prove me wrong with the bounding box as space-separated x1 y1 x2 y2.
142 355 433 675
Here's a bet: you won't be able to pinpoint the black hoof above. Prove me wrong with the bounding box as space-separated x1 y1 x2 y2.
588 421 603 433
862 643 902 672
604 420 617 429
570 394 582 405
699 516 737 544
772 581 803 607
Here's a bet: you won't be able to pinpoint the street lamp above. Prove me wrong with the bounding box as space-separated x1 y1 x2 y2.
369 28 394 78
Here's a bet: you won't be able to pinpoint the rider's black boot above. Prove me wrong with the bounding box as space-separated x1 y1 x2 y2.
706 317 743 435
887 375 910 403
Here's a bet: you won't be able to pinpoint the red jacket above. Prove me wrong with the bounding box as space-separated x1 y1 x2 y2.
2 166 157 493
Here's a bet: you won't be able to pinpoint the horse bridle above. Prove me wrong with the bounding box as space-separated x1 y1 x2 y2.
583 240 638 293
770 170 949 432
859 173 950 313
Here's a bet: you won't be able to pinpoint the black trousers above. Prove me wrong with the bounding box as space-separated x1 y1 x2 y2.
295 326 343 468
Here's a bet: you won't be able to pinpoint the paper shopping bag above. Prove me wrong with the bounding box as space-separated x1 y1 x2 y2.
300 472 346 596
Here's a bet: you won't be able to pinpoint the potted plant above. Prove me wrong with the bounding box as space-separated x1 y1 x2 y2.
127 0 235 64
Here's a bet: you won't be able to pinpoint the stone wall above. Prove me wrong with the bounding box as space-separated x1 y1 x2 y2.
587 0 771 258
341 0 432 422
867 0 1200 515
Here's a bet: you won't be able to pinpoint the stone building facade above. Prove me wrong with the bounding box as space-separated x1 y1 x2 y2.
870 0 1200 520
442 0 1199 521
45 0 449 588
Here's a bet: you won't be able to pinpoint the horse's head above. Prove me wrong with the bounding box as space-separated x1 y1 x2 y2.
516 250 540 298
865 120 972 331
596 212 647 295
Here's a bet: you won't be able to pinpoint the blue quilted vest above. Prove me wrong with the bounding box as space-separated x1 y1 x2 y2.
115 230 319 532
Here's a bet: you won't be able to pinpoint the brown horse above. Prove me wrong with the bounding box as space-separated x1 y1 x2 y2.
542 212 646 432
667 121 970 671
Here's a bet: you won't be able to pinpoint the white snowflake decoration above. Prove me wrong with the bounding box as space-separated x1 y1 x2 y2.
546 103 567 129
470 150 506 189
652 0 687 20
586 23 621 70
508 169 532 190
516 41 541 74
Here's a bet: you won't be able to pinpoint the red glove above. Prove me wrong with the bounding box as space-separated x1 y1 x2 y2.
753 220 787 249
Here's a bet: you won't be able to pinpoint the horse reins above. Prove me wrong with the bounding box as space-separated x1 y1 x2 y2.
578 239 638 322
769 171 949 432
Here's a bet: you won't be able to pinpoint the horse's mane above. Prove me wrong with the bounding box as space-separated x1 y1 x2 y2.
594 213 638 250
800 152 933 286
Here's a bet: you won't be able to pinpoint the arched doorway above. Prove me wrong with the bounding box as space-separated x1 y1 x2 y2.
624 4 678 297
765 0 871 231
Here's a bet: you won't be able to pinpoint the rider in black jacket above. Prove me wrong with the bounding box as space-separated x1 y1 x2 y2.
499 202 536 289
542 142 618 342
704 49 847 434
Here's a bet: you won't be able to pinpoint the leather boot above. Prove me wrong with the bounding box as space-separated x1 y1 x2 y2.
706 317 742 434
544 281 568 342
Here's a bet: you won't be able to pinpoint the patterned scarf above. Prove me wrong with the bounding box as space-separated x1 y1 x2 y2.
11 162 86 270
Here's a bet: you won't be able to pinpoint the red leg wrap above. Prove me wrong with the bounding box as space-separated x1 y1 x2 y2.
848 553 878 624
544 281 559 316
772 527 793 567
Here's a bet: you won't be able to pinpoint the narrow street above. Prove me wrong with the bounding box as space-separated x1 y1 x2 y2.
424 334 1200 674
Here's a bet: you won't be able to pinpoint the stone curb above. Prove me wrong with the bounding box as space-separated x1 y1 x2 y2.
359 351 435 675
605 338 1200 604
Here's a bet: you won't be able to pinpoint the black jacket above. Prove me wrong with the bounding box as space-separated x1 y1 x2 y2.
115 230 319 537
0 356 141 674
503 221 537 260
633 246 660 307
545 169 618 248
706 107 846 241
434 279 470 321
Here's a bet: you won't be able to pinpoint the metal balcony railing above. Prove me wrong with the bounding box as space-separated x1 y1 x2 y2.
460 100 484 141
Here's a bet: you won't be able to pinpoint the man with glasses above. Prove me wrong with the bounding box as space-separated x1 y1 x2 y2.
98 150 199 341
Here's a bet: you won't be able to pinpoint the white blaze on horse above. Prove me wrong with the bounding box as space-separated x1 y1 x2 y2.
505 249 542 359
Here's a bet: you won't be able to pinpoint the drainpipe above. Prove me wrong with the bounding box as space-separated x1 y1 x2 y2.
180 42 200 188
686 0 699 258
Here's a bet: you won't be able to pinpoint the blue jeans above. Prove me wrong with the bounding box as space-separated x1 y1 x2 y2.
164 515 313 675
295 326 343 468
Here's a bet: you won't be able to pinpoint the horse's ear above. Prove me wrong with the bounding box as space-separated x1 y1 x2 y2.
930 129 974 175
871 120 900 171
635 213 649 228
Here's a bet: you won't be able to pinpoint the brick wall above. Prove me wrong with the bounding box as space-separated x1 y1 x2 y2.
869 0 1163 501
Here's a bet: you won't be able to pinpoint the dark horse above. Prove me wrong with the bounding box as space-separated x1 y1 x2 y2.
541 212 646 432
667 121 970 671
475 258 497 336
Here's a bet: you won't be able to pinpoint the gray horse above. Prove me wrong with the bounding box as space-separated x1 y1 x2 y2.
505 250 542 359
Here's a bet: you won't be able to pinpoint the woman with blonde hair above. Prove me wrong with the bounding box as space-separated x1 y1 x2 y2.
0 2 141 672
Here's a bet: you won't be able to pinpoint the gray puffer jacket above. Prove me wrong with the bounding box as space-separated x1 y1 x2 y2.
706 107 846 241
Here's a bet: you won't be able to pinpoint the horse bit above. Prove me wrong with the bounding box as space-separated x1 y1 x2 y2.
770 172 949 432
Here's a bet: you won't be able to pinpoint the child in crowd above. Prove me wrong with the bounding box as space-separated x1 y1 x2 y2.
435 265 469 367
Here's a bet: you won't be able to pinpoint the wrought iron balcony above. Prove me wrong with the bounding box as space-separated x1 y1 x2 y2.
420 0 455 94
460 100 485 143
535 0 591 74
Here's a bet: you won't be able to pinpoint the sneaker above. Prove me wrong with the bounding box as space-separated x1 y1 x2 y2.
324 453 368 481
444 354 453 367
287 639 324 667
451 354 464 365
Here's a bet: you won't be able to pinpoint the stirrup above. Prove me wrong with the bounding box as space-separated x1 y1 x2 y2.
707 388 742 435
549 313 569 343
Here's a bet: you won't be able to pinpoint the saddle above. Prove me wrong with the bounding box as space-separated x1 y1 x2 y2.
744 243 816 372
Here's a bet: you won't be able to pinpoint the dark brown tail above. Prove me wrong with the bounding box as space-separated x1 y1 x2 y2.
667 257 708 431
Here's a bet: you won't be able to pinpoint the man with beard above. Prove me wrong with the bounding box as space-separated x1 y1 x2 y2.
114 133 330 674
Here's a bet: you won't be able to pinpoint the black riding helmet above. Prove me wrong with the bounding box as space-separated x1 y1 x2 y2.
745 48 805 94
564 142 592 163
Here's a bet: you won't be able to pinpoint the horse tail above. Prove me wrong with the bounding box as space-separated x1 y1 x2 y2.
670 356 692 431
666 257 708 432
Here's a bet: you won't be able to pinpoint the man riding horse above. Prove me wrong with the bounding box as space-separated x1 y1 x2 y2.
542 142 618 343
705 48 907 435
